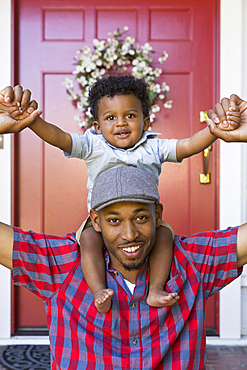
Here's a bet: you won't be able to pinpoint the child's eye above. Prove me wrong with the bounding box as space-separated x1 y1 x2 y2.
126 113 135 119
107 115 115 121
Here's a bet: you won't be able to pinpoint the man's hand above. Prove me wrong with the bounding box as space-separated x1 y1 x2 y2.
206 95 247 142
0 85 42 134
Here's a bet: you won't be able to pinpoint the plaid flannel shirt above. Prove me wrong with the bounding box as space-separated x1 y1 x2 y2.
12 226 242 369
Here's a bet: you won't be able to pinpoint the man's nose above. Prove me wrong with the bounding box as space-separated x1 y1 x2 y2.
122 221 139 241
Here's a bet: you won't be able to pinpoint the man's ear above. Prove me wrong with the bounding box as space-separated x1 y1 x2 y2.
155 203 163 228
93 121 101 134
143 117 150 131
90 209 102 232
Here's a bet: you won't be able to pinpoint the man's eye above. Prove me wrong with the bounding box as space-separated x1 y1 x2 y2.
136 215 147 222
109 218 119 224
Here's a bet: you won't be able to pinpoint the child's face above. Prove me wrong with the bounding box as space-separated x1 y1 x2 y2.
93 94 150 149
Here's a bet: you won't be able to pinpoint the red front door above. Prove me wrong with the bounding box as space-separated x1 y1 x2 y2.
12 0 219 334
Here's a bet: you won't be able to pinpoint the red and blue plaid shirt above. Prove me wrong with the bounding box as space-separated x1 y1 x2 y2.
12 226 242 369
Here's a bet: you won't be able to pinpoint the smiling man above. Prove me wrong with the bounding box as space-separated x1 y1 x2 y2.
0 164 247 369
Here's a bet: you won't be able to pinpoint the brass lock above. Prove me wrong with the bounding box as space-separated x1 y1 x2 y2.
200 111 208 123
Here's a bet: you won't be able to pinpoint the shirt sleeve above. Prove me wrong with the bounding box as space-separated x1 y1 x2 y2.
158 138 181 163
64 130 93 160
176 227 242 298
12 227 79 300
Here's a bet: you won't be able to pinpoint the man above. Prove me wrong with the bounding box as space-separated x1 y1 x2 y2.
1 88 247 369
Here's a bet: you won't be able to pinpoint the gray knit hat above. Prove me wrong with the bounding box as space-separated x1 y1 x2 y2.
91 166 160 211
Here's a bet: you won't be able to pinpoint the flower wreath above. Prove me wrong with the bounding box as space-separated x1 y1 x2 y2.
63 26 172 129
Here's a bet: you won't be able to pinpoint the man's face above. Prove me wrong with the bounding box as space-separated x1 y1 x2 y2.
93 94 150 149
90 201 162 281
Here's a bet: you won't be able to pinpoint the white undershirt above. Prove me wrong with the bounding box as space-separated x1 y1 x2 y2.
124 279 135 294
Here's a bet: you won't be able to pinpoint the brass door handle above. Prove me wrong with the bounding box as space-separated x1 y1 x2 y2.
199 111 211 184
199 146 211 184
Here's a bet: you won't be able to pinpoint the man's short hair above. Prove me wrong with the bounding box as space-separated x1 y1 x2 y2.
91 166 160 211
88 75 151 120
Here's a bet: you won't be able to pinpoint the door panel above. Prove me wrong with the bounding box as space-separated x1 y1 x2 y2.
13 0 219 333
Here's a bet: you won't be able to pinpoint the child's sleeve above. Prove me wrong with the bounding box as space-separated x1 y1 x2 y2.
158 138 182 163
64 130 93 160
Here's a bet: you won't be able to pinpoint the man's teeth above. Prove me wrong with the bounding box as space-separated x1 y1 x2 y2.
122 245 141 253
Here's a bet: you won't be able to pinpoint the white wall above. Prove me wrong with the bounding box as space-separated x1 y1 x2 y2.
0 0 12 340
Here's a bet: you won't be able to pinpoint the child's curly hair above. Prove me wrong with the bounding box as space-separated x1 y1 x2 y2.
88 75 151 120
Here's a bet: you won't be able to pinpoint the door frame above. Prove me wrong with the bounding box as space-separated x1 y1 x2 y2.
0 0 246 345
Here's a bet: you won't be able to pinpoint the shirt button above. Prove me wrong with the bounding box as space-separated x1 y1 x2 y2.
131 303 136 309
114 271 118 276
132 339 137 345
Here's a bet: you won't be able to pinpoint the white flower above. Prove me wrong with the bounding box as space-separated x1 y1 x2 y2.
68 91 78 101
77 101 84 111
77 76 88 87
162 83 170 92
83 46 91 55
62 78 73 89
150 113 155 123
164 100 173 109
85 108 93 117
152 84 161 93
162 51 169 60
79 121 87 128
125 36 135 44
124 26 129 31
159 94 165 100
142 42 153 53
151 104 160 113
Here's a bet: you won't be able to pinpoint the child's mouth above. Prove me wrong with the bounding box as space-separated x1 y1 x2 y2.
115 131 130 139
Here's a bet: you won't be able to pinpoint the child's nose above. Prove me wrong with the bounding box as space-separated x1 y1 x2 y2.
116 117 127 126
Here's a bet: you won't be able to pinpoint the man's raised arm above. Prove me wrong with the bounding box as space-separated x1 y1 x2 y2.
206 94 247 268
0 222 14 270
236 224 247 268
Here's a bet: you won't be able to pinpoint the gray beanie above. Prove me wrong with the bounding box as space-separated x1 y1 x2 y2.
91 166 160 211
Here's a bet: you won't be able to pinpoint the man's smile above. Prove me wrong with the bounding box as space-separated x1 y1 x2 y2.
122 244 141 253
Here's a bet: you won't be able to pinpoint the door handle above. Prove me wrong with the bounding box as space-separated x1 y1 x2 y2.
199 111 211 184
199 146 211 184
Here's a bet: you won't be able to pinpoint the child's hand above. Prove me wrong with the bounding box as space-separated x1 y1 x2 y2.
206 94 247 142
0 85 42 133
207 96 241 132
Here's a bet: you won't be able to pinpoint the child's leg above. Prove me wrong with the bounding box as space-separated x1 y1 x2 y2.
146 224 179 307
79 225 113 313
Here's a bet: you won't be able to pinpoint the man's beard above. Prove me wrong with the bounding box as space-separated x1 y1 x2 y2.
121 260 145 271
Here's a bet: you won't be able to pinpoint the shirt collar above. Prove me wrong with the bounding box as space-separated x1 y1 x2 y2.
104 249 150 283
98 130 161 151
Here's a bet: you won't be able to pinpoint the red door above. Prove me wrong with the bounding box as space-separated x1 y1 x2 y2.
12 0 219 334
